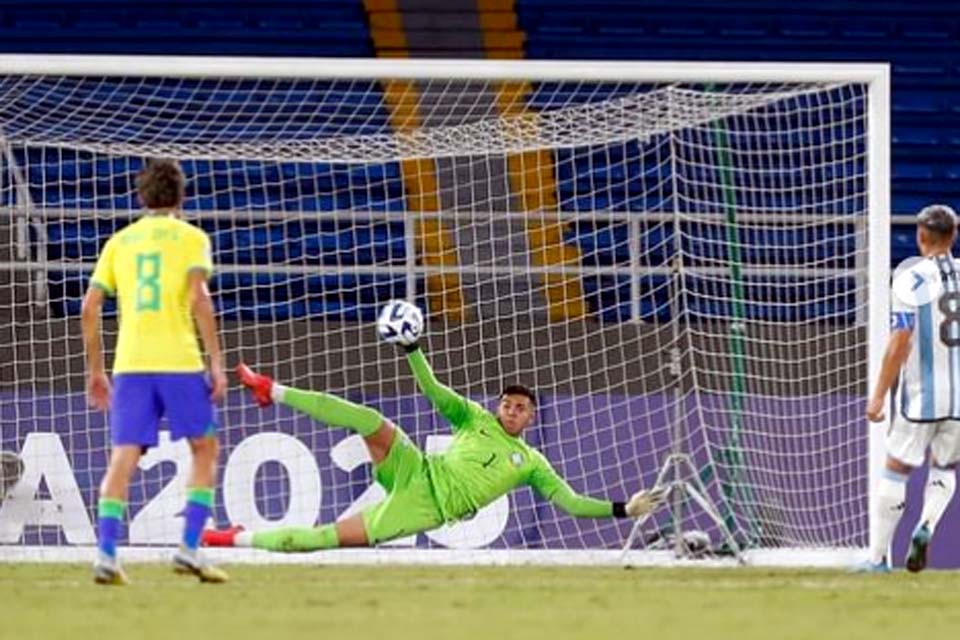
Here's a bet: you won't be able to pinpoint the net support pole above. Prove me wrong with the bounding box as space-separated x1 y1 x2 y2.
0 135 46 307
620 247 746 564
630 216 642 323
621 452 746 565
710 117 762 545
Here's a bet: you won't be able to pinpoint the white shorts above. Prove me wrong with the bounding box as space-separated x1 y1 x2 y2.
887 416 960 468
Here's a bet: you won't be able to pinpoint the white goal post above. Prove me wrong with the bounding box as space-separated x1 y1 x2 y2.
0 55 889 566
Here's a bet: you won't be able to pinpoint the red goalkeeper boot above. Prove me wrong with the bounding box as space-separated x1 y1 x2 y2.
236 363 274 408
202 525 245 548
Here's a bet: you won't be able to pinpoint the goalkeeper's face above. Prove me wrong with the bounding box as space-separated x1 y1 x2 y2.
497 394 536 436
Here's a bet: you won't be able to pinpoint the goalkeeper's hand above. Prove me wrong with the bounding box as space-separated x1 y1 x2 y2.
625 485 668 518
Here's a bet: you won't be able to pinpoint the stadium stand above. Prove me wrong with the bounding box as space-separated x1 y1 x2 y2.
0 0 954 321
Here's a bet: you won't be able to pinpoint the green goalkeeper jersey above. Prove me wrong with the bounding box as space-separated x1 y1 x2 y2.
407 349 614 522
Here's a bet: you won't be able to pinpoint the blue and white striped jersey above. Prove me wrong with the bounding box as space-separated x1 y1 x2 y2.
893 253 960 421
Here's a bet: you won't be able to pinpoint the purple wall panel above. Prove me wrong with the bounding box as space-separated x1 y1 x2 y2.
1 390 956 566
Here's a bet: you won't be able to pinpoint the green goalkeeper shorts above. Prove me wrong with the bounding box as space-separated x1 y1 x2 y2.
361 428 445 545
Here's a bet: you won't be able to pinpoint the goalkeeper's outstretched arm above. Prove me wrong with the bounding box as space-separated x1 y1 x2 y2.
404 345 470 426
529 453 665 518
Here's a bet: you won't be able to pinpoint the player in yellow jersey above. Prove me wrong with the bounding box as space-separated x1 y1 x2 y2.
81 159 228 585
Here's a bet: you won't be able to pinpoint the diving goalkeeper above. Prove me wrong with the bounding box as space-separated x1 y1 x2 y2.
204 314 664 551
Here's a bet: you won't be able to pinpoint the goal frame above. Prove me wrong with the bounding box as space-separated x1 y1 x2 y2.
0 55 890 567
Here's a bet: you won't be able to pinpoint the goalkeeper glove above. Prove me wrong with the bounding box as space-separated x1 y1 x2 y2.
623 485 668 518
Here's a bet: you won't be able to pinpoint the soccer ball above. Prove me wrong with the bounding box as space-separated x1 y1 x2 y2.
680 530 711 558
377 300 424 346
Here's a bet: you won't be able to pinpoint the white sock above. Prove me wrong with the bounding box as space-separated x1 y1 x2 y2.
918 466 956 535
869 469 908 565
177 544 198 559
235 531 254 547
271 384 287 404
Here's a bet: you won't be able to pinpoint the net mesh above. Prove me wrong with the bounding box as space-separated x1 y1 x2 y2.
0 71 870 554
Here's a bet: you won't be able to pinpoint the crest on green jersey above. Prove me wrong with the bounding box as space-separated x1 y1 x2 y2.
510 452 524 467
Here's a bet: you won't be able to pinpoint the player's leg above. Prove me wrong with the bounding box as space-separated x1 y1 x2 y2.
236 362 396 464
204 427 438 551
225 518 354 552
360 478 444 546
220 485 443 552
358 433 443 545
864 417 929 570
95 445 142 585
94 374 161 585
905 422 960 572
163 373 227 583
865 460 911 570
922 421 960 535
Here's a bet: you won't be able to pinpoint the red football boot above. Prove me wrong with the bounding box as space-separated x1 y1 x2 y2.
236 363 274 408
202 525 245 548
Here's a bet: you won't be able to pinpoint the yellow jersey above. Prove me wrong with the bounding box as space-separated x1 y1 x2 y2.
90 214 213 373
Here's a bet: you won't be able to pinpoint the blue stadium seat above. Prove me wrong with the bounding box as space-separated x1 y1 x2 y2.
9 12 66 30
0 2 373 56
71 16 123 30
255 17 306 31
836 19 891 40
891 226 918 264
776 19 832 39
564 222 631 267
211 273 412 321
24 0 960 324
684 275 858 323
581 275 632 322
893 163 936 181
581 275 672 322
898 19 953 40
46 220 128 261
133 18 184 32
893 64 949 81
717 20 771 39
47 272 117 318
655 20 709 38
892 129 943 149
519 0 960 220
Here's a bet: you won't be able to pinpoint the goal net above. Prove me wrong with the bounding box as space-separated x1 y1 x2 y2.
0 58 888 564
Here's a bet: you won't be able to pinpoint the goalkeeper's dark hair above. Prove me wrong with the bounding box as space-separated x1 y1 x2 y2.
500 384 537 407
137 158 186 210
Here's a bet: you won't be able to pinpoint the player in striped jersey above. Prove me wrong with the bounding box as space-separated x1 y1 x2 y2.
865 204 960 572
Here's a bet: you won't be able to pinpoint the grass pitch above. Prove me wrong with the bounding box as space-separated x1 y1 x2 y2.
1 564 958 640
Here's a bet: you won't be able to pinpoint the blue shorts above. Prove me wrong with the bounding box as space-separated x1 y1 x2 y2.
110 373 217 448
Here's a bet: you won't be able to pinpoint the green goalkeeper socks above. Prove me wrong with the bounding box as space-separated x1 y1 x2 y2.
280 388 383 437
252 524 340 552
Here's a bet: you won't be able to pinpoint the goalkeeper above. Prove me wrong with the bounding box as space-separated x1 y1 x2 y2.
205 314 663 551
